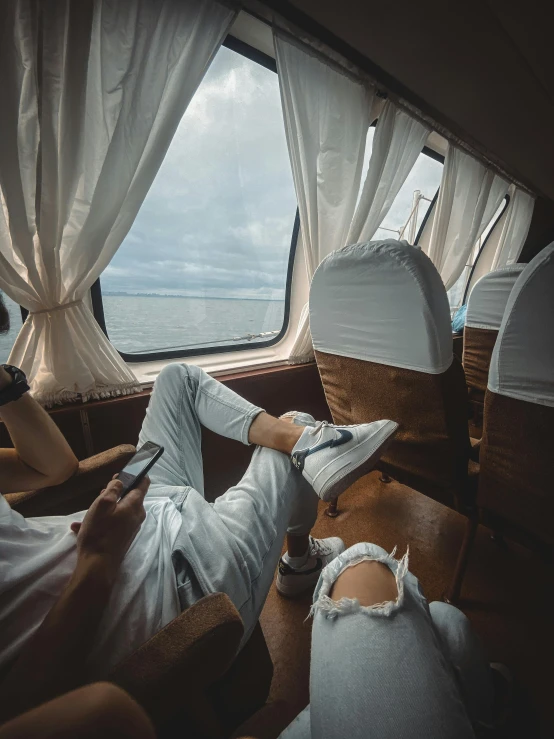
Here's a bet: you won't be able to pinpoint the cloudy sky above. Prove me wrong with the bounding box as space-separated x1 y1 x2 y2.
102 44 443 300
103 46 297 300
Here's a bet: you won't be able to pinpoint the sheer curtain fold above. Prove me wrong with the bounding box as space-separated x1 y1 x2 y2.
347 101 430 244
0 0 236 405
274 32 372 363
425 145 510 291
275 33 432 364
490 186 535 270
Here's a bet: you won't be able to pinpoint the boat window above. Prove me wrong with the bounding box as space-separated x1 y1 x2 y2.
359 126 444 243
94 40 298 361
0 294 24 364
446 196 509 314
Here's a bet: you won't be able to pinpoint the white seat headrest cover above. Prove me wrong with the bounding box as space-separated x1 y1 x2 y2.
466 264 526 330
488 244 554 407
310 240 453 374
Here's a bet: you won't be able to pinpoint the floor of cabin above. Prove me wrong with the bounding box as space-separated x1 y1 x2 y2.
236 471 552 739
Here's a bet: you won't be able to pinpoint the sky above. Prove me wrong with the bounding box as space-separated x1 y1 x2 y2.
103 46 297 300
103 45 444 300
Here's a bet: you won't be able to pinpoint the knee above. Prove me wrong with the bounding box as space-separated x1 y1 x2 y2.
330 559 398 606
156 362 189 385
429 601 470 634
83 683 154 738
155 362 201 393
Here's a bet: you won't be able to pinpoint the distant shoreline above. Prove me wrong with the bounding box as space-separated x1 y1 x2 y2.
103 293 284 302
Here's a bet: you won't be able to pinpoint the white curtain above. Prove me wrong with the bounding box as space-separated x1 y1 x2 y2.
0 0 236 405
347 101 430 244
490 186 535 270
274 33 372 363
275 34 431 363
425 145 509 291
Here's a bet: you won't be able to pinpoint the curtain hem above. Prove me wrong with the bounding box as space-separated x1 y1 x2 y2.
35 382 143 409
288 354 315 365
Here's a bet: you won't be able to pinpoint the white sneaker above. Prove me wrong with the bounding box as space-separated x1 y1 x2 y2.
291 419 399 502
276 536 345 597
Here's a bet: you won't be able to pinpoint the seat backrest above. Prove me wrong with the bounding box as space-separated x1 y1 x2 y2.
463 264 526 405
310 240 470 507
479 245 554 545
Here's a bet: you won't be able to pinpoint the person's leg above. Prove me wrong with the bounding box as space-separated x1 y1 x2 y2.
141 362 396 508
0 683 155 739
429 602 495 729
176 437 341 643
280 543 477 739
138 362 267 495
280 412 318 560
274 413 344 597
151 366 393 624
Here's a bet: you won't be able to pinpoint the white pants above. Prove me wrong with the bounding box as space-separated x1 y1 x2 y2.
138 362 319 644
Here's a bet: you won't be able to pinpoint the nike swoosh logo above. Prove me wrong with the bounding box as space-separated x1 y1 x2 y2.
307 428 353 456
291 428 353 471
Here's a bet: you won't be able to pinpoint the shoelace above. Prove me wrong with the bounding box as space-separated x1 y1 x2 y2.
308 420 329 436
308 420 358 437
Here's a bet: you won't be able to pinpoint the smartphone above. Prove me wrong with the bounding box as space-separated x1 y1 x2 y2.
116 441 164 499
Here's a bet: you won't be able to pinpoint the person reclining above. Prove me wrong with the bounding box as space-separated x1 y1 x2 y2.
0 291 398 721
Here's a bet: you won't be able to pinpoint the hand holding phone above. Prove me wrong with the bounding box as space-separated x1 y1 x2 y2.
71 476 150 571
116 441 164 499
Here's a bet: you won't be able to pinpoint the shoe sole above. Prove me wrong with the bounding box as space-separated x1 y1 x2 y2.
276 575 319 598
319 421 399 502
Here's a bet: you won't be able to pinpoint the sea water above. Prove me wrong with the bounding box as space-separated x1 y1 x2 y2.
0 294 285 362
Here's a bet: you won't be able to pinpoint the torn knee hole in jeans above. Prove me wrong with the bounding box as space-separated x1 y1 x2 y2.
310 545 409 619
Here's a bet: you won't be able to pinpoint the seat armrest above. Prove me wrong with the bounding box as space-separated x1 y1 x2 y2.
469 437 481 462
4 445 136 517
109 592 244 728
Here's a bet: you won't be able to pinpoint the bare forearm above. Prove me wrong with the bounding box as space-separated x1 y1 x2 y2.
0 556 114 723
0 369 78 490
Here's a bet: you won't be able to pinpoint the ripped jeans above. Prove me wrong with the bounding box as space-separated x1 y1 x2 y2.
280 543 494 739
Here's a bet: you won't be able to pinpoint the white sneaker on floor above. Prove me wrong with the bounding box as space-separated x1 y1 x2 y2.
276 536 345 598
291 419 399 502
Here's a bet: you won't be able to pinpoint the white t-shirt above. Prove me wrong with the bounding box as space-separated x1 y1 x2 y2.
0 492 183 676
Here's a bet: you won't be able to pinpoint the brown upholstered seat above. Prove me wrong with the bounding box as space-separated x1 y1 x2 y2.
310 240 473 511
449 246 554 602
5 447 273 737
315 351 471 508
463 264 525 425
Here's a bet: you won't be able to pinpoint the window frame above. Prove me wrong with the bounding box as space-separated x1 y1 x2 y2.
364 123 444 245
413 145 444 245
91 35 300 364
461 194 511 305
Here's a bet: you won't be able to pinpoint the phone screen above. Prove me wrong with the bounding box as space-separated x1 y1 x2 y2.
117 442 163 496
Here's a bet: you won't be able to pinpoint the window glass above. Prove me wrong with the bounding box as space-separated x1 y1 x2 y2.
446 198 507 314
0 293 22 364
102 44 296 356
359 126 443 243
